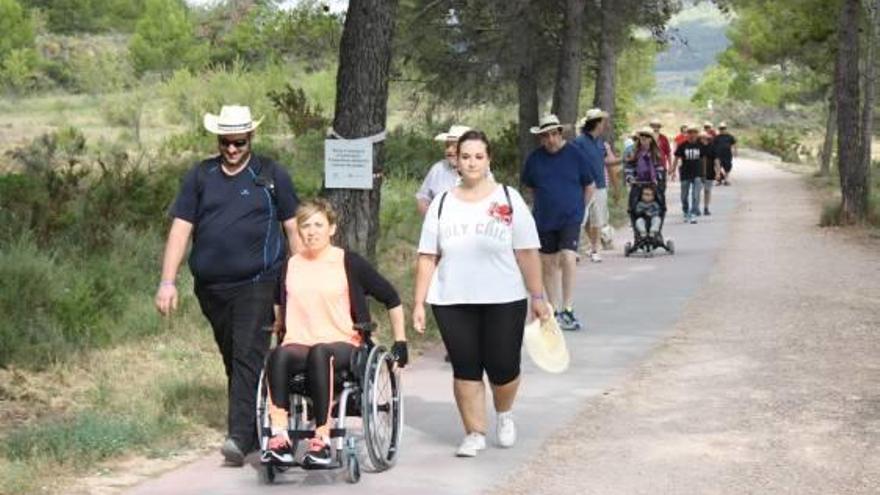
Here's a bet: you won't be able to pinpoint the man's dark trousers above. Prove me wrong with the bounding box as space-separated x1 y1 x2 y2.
195 279 275 452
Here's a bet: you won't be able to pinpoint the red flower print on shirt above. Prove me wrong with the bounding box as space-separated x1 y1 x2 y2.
488 202 513 225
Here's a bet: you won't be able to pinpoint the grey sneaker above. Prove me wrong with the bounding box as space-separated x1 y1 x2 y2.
559 309 582 331
221 437 245 466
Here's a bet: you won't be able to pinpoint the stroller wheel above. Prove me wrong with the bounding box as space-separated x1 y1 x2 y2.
624 241 632 257
666 239 675 254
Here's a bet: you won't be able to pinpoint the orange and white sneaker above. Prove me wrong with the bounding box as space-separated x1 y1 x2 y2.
303 437 332 466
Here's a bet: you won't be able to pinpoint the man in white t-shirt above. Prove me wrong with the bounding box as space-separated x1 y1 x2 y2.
416 125 471 215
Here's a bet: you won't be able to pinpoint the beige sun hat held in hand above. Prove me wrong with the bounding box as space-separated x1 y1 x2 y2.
523 304 570 373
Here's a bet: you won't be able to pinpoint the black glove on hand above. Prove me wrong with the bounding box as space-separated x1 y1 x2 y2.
391 341 408 368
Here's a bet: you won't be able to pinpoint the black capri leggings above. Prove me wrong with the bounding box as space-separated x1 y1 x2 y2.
267 342 355 429
432 299 528 385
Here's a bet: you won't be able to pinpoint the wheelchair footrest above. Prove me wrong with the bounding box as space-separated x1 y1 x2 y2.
274 428 346 441
301 460 343 471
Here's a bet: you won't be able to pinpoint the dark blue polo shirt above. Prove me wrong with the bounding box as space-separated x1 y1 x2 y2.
170 154 299 287
573 132 607 189
521 142 594 231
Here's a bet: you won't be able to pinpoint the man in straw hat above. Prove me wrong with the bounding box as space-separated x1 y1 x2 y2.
416 124 471 215
672 124 707 224
703 120 717 138
714 122 737 185
522 114 594 332
155 105 301 465
573 107 617 263
649 118 672 170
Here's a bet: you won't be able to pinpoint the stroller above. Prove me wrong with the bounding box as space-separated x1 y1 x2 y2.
624 177 675 257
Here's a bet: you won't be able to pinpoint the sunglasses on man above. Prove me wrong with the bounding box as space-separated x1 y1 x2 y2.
219 137 249 149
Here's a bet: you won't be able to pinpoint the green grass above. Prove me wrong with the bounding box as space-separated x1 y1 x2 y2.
2 412 157 467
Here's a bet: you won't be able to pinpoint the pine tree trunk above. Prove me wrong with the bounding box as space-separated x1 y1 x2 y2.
511 0 539 163
593 0 618 143
323 0 398 259
860 0 878 198
551 0 587 129
820 87 836 176
835 0 866 223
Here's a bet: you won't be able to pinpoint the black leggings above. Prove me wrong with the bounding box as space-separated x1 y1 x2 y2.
267 342 355 429
432 299 528 385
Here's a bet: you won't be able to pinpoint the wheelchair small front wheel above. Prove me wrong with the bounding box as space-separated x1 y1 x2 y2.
345 452 361 483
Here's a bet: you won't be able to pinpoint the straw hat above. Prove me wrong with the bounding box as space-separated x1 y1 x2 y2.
718 121 728 129
203 105 262 135
434 125 472 142
584 108 609 122
523 304 570 373
649 118 662 127
686 123 700 133
703 121 714 128
637 126 656 138
577 108 610 128
530 114 564 135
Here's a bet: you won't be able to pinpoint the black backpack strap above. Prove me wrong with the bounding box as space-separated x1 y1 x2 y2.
437 191 449 219
502 184 513 215
252 156 278 206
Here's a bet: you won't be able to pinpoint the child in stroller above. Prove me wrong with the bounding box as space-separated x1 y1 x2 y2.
624 128 674 256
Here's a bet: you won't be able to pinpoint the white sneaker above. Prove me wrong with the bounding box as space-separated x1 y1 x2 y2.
590 251 603 263
455 432 486 457
496 411 516 448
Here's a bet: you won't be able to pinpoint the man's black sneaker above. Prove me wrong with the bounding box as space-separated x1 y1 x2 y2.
221 437 245 467
704 208 711 216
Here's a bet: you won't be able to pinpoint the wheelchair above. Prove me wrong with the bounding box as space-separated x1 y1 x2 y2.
255 324 403 484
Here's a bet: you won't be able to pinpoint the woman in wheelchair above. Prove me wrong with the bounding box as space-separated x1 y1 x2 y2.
265 199 407 467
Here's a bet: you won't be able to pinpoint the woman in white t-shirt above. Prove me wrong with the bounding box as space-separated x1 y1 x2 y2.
413 130 550 458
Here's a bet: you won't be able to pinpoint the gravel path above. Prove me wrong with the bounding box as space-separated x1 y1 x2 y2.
493 159 880 494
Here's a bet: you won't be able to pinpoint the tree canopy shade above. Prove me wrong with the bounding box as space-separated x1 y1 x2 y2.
20 0 146 33
0 0 34 59
129 0 208 75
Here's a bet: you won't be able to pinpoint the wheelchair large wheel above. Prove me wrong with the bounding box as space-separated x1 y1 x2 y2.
361 345 402 471
256 369 270 452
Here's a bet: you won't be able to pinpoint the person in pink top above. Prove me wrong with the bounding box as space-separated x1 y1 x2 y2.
264 199 407 466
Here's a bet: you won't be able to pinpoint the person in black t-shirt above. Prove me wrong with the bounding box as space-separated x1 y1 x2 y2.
714 122 737 185
672 125 706 224
700 132 721 216
154 105 300 466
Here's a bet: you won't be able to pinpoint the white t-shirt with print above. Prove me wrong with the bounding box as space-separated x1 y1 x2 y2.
417 185 541 305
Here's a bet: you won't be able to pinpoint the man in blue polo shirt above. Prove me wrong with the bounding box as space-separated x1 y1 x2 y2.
154 105 299 466
522 114 594 331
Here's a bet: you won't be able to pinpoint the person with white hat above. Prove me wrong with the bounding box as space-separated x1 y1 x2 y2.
714 122 737 185
522 115 595 332
416 124 472 215
699 131 721 215
671 124 707 223
649 118 672 170
154 105 301 466
703 121 717 138
573 108 615 263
